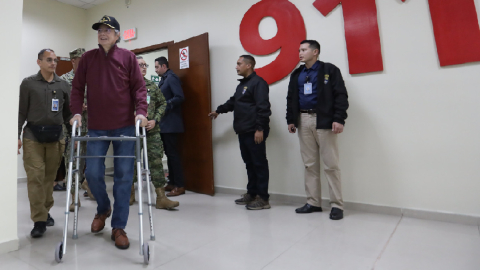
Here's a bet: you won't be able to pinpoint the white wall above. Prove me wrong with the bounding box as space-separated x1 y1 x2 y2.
138 49 168 81
10 0 480 228
17 0 87 178
0 0 23 254
81 0 480 217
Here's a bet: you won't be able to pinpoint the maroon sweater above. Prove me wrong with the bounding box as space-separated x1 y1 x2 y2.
70 45 148 130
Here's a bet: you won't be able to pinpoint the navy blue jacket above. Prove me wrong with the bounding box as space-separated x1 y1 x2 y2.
158 69 185 133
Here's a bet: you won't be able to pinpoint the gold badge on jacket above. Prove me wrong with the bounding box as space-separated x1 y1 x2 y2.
324 74 330 85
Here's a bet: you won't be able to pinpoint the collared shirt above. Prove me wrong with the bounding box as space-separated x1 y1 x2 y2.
70 44 148 130
298 61 321 110
18 71 72 141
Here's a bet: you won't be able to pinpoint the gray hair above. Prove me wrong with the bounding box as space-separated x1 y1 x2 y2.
136 56 143 60
115 30 121 44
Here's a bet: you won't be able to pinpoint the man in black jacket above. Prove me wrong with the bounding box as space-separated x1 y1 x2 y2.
209 55 272 210
286 40 349 220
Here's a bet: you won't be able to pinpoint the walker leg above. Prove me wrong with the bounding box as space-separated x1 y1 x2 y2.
141 129 155 241
136 136 145 256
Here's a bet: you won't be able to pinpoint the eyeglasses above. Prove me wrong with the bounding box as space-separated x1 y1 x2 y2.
97 28 114 34
139 64 149 68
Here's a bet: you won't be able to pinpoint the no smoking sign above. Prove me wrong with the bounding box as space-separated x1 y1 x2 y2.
179 46 189 69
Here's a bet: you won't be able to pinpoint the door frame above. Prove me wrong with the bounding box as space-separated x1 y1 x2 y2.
131 41 174 55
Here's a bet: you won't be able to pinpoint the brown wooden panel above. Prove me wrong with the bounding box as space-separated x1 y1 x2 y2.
168 33 214 195
56 58 72 77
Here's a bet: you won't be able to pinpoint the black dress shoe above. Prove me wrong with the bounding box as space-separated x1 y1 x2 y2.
295 203 323 214
31 222 46 238
53 183 66 191
330 207 344 220
46 213 54 226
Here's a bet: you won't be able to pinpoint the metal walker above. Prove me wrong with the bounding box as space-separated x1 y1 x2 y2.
54 119 155 265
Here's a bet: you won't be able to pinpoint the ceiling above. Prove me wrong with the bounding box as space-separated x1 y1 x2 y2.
55 0 112 9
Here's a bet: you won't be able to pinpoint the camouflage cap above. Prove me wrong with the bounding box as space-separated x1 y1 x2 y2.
69 48 85 59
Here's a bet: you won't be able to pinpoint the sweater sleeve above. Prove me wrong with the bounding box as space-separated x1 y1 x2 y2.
70 56 87 116
129 54 148 116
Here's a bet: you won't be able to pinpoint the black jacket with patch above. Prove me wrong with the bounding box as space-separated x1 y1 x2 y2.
216 72 271 134
286 61 349 128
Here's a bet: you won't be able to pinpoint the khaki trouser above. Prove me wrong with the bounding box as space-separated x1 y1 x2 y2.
23 138 65 222
298 113 343 209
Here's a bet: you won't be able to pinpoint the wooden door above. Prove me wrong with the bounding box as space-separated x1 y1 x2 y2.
168 33 214 195
56 57 72 77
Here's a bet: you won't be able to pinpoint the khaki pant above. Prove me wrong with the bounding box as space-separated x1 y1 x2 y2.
298 113 343 209
23 138 65 222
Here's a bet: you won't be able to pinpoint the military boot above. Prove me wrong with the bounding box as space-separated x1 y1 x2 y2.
155 187 179 210
129 184 135 205
69 188 81 212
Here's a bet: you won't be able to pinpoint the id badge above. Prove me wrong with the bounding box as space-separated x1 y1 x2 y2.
304 83 313 95
51 99 59 112
147 94 151 104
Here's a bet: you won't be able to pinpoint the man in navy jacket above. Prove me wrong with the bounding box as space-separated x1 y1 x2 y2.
154 57 186 197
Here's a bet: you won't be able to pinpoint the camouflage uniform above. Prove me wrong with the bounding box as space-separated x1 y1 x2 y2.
60 48 87 188
134 77 167 188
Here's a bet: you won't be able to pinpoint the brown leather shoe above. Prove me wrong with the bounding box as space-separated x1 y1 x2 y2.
164 184 175 192
111 228 130 249
91 208 111 233
166 187 185 197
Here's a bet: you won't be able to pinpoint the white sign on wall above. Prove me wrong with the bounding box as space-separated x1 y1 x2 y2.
179 46 189 69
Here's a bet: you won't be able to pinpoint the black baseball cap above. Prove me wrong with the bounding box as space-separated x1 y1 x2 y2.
92 15 120 31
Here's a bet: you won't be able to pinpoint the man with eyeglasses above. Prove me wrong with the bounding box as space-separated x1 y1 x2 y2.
130 56 179 210
70 15 148 250
286 40 349 220
18 48 72 238
60 48 94 212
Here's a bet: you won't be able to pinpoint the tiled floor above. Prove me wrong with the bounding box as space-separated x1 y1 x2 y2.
2 181 480 269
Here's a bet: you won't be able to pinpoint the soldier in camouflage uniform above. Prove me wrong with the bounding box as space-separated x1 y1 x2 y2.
59 48 94 212
132 56 179 209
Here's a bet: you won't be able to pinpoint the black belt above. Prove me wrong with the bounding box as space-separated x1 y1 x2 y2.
300 109 316 114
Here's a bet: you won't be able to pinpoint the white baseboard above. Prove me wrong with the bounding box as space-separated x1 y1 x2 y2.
215 186 480 226
0 238 19 255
